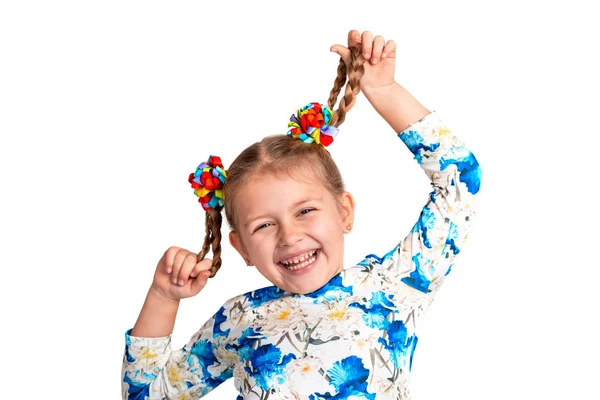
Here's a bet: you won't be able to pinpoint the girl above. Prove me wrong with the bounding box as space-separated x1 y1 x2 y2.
122 29 482 399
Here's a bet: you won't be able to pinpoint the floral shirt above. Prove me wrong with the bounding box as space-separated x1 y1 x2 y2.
121 110 482 400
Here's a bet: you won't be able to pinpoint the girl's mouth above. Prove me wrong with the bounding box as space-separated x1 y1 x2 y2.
279 249 319 271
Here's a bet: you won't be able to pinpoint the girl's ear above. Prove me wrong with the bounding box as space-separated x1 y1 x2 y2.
229 231 253 266
339 191 355 229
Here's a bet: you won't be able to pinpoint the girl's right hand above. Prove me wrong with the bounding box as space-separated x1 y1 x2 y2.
330 29 397 93
150 246 213 302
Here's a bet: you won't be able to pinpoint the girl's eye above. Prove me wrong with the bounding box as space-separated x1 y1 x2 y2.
255 223 271 231
254 209 314 232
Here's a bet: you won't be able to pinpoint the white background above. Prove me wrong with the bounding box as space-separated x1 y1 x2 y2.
1 1 599 399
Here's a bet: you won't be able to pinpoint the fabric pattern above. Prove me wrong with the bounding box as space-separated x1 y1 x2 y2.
121 110 482 399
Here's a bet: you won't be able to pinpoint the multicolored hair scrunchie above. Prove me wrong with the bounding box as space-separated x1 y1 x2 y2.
188 155 227 210
287 102 339 147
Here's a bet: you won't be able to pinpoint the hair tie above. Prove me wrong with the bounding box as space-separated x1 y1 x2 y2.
188 155 227 210
287 102 339 147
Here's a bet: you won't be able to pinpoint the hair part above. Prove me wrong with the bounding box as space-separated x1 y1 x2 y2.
199 46 365 277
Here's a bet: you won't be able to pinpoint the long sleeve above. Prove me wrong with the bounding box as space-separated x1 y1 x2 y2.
121 306 234 399
371 110 481 309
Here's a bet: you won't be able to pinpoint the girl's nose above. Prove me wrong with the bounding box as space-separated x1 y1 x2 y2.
278 223 303 247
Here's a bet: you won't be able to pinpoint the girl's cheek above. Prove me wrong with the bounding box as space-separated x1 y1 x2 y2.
254 238 273 254
310 218 329 232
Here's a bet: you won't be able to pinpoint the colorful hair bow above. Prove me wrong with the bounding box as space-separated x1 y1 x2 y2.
287 102 339 147
188 155 227 210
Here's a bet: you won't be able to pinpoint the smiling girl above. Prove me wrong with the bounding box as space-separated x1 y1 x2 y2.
122 29 482 399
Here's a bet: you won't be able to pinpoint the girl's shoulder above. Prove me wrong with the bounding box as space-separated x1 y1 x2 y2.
215 282 288 320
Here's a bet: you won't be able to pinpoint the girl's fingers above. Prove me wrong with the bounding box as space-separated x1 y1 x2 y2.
370 35 385 64
190 258 213 278
164 246 182 273
170 249 188 285
176 253 198 286
361 30 373 59
330 44 351 66
344 30 394 62
382 39 397 59
190 270 211 294
347 29 361 48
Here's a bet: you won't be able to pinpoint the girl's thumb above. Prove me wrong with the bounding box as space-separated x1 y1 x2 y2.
191 270 211 294
330 45 350 64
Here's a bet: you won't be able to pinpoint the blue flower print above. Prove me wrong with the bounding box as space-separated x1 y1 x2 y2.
214 306 231 337
440 150 481 194
123 373 150 400
350 291 396 330
244 343 296 390
190 339 218 366
358 245 399 269
244 286 285 307
303 274 353 300
190 339 222 382
377 320 415 369
409 335 419 372
226 327 263 363
417 205 436 249
124 332 135 363
399 130 441 164
312 356 376 399
445 221 460 255
401 253 432 293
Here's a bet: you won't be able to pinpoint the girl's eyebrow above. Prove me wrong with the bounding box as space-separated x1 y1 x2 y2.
244 197 323 227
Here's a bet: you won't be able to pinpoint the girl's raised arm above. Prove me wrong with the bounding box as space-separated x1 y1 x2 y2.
362 82 481 308
333 30 481 314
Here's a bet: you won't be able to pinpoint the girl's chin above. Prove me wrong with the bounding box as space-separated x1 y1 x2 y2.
276 251 345 295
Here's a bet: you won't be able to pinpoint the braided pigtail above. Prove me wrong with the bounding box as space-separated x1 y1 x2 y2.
188 156 226 278
197 208 223 278
286 46 365 148
328 45 365 127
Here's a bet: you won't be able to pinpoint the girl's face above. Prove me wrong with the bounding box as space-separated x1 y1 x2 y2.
228 172 354 295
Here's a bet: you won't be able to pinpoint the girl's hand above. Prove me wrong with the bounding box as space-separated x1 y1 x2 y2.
330 29 396 92
150 246 213 302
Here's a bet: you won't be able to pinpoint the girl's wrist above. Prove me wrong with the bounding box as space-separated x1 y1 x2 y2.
130 286 180 338
361 81 430 133
149 284 181 306
361 81 398 99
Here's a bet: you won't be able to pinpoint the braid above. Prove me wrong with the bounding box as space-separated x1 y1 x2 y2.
209 210 223 276
197 208 223 278
328 46 365 127
327 57 347 115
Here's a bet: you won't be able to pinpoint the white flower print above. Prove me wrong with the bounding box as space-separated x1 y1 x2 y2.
312 296 364 341
253 297 307 338
372 374 411 399
348 331 380 353
285 355 330 397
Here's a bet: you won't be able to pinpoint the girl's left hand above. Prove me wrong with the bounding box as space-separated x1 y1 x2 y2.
330 29 396 92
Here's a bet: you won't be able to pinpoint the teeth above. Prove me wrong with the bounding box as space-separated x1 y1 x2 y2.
281 250 317 269
284 253 317 271
282 250 312 265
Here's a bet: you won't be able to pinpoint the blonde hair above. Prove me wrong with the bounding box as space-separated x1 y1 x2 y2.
199 46 365 277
